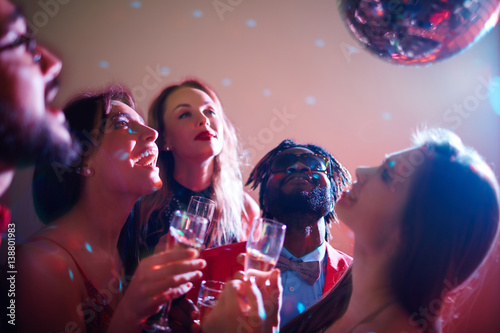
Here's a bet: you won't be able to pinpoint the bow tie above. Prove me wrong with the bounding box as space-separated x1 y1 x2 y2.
276 255 321 285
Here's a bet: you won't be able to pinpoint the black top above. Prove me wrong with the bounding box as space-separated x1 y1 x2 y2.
118 179 213 279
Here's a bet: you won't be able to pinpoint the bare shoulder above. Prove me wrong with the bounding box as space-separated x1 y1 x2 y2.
17 237 87 332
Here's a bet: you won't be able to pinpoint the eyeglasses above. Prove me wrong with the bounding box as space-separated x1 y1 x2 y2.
270 153 329 173
0 33 40 63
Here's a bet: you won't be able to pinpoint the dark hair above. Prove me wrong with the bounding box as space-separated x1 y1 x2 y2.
246 139 351 240
140 78 246 247
282 129 500 333
32 86 134 224
391 129 500 331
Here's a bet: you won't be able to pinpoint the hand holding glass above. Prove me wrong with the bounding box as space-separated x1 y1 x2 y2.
245 217 286 272
145 210 209 331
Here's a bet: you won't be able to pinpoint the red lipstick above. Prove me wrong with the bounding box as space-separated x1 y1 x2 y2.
195 131 215 141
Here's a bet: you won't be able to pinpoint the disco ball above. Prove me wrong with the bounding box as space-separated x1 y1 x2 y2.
338 0 500 65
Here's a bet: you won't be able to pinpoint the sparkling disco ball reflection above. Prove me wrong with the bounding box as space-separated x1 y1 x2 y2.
338 0 500 65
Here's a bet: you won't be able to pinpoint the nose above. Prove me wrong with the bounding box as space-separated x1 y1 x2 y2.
355 166 375 183
37 45 62 83
287 161 311 174
196 113 210 127
141 124 158 142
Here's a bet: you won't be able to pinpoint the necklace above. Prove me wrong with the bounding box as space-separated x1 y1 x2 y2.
346 300 396 333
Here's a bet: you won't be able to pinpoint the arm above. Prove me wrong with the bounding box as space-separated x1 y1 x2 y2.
243 192 260 238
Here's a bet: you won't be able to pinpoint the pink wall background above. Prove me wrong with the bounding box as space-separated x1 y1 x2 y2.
3 0 500 331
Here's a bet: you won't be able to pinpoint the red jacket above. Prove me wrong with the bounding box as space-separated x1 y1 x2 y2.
186 241 352 302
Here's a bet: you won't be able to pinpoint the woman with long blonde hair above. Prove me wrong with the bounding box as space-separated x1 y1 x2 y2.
120 78 259 277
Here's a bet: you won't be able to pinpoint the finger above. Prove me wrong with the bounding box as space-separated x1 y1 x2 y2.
147 258 206 282
237 252 246 265
148 248 201 266
245 268 272 287
249 277 266 321
233 270 248 281
154 270 204 296
140 269 202 301
234 279 264 322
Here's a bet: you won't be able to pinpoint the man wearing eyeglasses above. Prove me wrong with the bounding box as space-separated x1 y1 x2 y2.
188 139 352 328
0 0 76 231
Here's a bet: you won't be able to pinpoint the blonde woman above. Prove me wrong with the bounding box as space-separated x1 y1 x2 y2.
119 78 259 277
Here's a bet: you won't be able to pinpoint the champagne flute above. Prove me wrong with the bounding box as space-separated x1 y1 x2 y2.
244 217 287 272
187 195 216 223
197 280 225 322
145 210 209 331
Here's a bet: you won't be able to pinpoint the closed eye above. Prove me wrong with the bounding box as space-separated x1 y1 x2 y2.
178 111 191 119
381 167 392 183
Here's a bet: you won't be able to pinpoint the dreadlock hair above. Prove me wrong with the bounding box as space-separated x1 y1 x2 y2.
246 139 351 240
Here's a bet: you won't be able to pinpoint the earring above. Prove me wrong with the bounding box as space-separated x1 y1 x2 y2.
76 167 94 176
164 145 170 151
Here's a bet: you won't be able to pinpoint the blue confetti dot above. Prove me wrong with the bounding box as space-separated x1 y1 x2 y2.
99 61 109 69
382 112 392 120
246 19 257 27
315 39 325 47
305 96 316 105
263 89 272 96
85 243 93 252
68 269 74 280
346 45 359 55
130 1 141 8
297 302 306 313
160 67 170 75
222 78 232 86
193 10 203 17
488 76 500 116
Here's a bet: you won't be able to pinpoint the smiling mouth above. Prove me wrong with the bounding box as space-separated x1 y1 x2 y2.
132 148 158 167
45 79 60 105
284 174 314 185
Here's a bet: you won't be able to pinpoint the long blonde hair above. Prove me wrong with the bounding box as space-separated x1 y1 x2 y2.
140 78 246 247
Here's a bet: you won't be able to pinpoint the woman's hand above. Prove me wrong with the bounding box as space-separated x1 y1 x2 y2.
108 248 206 333
202 269 282 333
238 269 282 332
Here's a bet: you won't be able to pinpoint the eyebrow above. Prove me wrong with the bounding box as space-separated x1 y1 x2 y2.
172 101 213 113
0 6 24 40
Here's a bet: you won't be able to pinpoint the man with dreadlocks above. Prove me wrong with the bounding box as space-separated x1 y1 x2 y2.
187 139 352 328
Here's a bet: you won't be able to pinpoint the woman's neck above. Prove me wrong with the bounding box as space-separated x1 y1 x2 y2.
173 155 214 192
329 245 397 332
57 183 137 254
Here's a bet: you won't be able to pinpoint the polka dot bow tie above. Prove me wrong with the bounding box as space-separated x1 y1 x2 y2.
276 255 321 285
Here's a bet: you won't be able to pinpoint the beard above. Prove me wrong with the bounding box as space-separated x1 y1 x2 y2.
0 104 79 167
264 182 333 229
